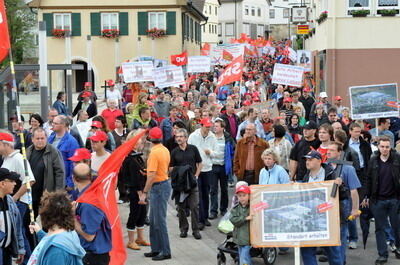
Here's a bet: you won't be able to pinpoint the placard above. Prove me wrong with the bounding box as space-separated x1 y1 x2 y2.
349 83 399 120
292 7 308 23
271 63 304 87
122 61 154 83
250 181 340 248
210 44 245 65
297 50 312 72
153 65 185 88
187 56 211 73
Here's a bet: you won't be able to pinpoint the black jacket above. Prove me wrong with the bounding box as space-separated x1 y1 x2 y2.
299 95 315 120
345 136 372 172
365 149 400 202
119 151 146 191
170 165 197 203
72 101 97 118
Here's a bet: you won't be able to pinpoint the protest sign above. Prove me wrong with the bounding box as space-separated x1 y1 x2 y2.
288 47 297 62
349 83 399 120
263 46 276 56
272 64 304 87
153 65 185 88
187 56 211 73
251 101 279 119
210 44 244 65
250 181 340 248
122 61 154 83
297 50 312 72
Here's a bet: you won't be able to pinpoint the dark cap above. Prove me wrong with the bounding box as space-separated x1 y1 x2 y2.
303 121 317 130
0 168 20 182
303 150 322 160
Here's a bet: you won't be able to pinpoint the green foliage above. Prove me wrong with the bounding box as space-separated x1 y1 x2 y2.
1 0 36 68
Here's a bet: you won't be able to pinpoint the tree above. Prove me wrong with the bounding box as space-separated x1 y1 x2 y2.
1 0 36 68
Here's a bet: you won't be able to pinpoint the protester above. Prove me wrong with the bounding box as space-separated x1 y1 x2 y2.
160 105 181 145
236 108 264 140
267 124 292 171
259 149 290 185
131 107 157 130
369 118 395 147
52 92 70 116
10 115 32 151
112 115 130 148
317 123 334 162
164 121 186 152
43 108 58 136
71 110 92 146
73 91 97 119
299 87 315 121
87 118 116 152
101 99 124 131
105 80 122 106
89 131 110 177
77 82 97 103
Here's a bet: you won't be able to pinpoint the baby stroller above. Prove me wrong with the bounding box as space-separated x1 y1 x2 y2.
217 212 277 265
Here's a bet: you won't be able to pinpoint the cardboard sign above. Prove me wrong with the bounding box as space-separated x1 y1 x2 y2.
187 56 211 73
210 44 245 65
122 61 154 83
250 181 340 248
272 63 304 87
153 65 185 88
349 83 399 120
297 50 312 72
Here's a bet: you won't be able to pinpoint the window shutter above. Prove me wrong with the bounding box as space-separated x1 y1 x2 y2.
166 11 176 35
185 15 189 39
194 22 198 42
138 12 148 35
190 18 193 41
71 13 81 36
90 13 101 36
182 13 186 39
119 12 129 36
43 13 53 36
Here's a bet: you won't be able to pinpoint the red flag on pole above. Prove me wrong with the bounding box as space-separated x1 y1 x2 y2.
76 131 146 265
244 46 255 57
222 49 233 61
217 55 244 87
170 51 188 66
0 0 11 62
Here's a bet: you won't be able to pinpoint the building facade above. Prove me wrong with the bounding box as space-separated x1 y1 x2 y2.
196 0 221 44
27 0 206 93
218 0 271 44
304 0 400 106
269 0 302 40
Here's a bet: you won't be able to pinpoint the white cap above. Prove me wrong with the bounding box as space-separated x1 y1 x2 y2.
236 181 248 189
319 92 328 98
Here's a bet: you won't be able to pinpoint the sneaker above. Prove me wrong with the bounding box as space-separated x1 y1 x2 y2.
192 231 202 240
228 182 235 188
117 200 124 204
387 241 396 252
180 231 187 238
349 241 357 249
394 248 400 259
375 256 388 264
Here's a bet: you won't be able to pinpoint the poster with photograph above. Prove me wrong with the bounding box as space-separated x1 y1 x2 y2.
271 63 304 87
153 65 185 88
349 83 399 120
297 50 312 72
250 181 340 248
122 61 154 83
187 56 211 73
210 44 245 65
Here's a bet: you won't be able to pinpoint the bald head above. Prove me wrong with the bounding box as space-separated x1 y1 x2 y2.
73 163 91 182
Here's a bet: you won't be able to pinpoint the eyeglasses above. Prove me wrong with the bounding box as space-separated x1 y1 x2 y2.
175 135 186 138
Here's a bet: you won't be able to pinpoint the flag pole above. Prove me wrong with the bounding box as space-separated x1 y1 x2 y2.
8 48 37 247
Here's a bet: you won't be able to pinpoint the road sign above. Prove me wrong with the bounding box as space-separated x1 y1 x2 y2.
297 25 309 35
292 7 308 23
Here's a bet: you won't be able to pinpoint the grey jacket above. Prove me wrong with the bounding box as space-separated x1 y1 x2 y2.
26 144 65 192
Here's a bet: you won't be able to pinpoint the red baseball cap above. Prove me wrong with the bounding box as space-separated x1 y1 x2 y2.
334 96 342 101
283 97 292 103
84 82 92 87
242 100 252 106
68 148 91 161
148 127 163 140
89 131 108 142
303 87 312 92
107 79 115 86
0 132 14 142
182 101 190 108
200 118 213 127
236 185 251 194
147 100 155 106
81 91 91 98
91 121 103 128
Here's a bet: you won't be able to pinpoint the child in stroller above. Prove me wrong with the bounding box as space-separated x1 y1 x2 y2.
217 182 277 265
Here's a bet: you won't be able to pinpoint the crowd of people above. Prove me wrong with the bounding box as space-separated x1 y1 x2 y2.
0 40 400 265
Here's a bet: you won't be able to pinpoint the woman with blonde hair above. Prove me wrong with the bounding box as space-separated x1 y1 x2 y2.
258 148 290 185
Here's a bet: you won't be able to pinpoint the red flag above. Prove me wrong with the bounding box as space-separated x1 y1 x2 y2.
217 55 244 87
0 0 11 62
201 43 211 56
76 131 146 265
222 49 233 61
170 51 188 66
244 46 254 57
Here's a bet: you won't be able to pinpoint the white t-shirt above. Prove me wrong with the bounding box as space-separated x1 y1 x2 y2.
106 89 122 101
91 152 111 174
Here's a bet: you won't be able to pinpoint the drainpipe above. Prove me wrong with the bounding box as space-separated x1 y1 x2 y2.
331 0 337 98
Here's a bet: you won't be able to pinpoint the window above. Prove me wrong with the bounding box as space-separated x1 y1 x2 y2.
378 0 398 7
283 8 290 18
257 25 264 36
348 0 369 7
218 23 222 36
101 13 118 30
203 26 205 33
269 9 275 18
209 24 211 33
245 6 249 15
204 5 207 14
215 6 218 15
225 23 234 36
149 12 166 30
54 13 71 30
243 23 250 35
209 5 212 14
251 7 256 16
258 8 261 16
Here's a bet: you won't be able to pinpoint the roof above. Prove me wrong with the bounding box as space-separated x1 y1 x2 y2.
186 1 208 21
191 0 206 11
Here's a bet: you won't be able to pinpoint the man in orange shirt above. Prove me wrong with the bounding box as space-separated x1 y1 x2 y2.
140 127 172 261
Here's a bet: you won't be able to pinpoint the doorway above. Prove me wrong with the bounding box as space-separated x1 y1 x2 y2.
73 60 95 93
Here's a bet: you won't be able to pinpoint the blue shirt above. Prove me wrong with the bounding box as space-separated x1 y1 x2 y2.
369 128 395 147
348 138 364 168
330 164 361 191
76 185 112 254
259 164 290 185
236 119 265 140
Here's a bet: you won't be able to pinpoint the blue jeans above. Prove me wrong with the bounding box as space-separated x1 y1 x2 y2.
210 165 228 215
301 246 343 265
16 201 31 265
149 180 171 256
370 199 400 258
348 219 358 243
198 171 211 223
385 224 395 243
238 245 252 265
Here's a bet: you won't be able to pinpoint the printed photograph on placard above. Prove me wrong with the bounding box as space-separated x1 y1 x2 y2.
261 188 329 242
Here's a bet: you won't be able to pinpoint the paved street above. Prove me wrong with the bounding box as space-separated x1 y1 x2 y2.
119 187 399 265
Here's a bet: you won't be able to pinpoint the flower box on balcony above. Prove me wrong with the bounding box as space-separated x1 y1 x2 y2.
378 9 399 16
52 29 70 38
146 28 166 39
316 11 328 24
102 29 120 39
351 10 370 17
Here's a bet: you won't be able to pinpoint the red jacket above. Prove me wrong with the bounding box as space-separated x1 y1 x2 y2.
101 108 124 130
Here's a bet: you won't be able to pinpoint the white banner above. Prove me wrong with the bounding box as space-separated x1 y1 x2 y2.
297 50 312 72
187 56 211 73
153 65 185 88
272 64 304 87
210 44 245 65
288 47 297 62
122 61 154 83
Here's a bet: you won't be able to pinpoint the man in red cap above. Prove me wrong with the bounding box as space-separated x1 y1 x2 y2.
281 97 294 118
105 79 122 107
68 148 92 166
333 96 345 116
188 118 217 229
77 82 97 104
140 127 172 261
88 131 110 176
73 91 97 119
299 87 315 121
